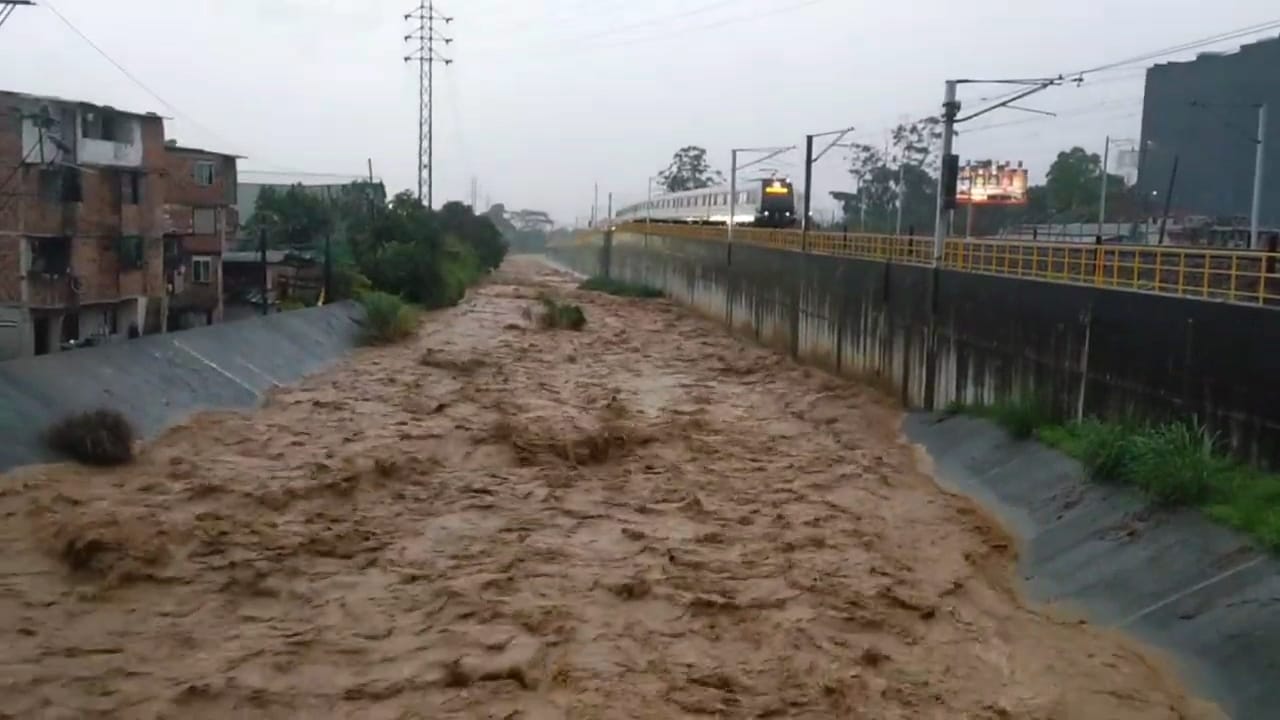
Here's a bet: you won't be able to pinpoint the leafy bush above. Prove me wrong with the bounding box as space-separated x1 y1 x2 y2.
359 291 418 345
45 409 135 466
330 263 372 301
578 276 663 298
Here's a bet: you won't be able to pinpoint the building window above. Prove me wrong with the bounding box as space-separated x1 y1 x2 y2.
194 161 215 186
193 208 218 234
192 256 213 284
28 236 72 276
38 168 82 203
81 109 131 143
117 236 145 270
120 172 142 205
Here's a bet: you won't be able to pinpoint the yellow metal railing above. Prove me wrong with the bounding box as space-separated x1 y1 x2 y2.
597 222 1280 308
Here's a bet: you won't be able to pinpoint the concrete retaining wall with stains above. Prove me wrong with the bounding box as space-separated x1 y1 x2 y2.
550 231 1280 467
0 301 363 473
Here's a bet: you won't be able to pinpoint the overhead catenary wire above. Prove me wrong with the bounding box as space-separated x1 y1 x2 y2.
1071 17 1280 76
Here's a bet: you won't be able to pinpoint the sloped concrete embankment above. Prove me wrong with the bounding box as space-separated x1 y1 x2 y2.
906 412 1280 720
0 302 362 473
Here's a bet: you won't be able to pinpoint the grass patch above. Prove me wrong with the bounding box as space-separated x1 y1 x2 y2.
954 397 1051 440
534 295 586 331
578 276 663 298
359 291 418 345
45 409 135 466
957 403 1280 551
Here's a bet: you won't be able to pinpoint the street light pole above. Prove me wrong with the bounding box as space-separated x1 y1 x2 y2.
895 162 905 236
1252 103 1267 250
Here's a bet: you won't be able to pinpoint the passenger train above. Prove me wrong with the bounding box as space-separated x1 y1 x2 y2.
612 178 802 229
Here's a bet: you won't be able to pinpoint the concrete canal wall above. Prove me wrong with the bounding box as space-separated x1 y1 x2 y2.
550 231 1280 467
0 301 363 473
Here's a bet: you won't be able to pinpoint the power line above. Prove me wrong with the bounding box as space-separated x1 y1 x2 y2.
42 1 245 155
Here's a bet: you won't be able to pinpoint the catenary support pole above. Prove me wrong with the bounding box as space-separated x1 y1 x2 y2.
895 161 905 236
1251 103 1267 250
932 80 959 264
1098 134 1111 239
728 150 738 249
801 134 814 251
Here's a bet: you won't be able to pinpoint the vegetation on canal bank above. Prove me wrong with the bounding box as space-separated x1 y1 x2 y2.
950 399 1280 551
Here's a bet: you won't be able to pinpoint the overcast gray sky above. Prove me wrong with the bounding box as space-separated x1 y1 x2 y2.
2 0 1277 224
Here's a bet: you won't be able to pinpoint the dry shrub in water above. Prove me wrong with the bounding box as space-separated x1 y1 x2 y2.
45 409 135 466
419 348 486 374
494 399 649 466
37 509 171 587
531 295 586 331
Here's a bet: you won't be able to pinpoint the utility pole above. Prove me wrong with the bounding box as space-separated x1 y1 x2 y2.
323 231 332 305
1252 103 1267 250
258 227 269 316
592 182 598 226
607 192 612 221
405 1 453 208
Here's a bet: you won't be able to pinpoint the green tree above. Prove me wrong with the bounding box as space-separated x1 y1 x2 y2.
245 185 333 250
1044 147 1129 221
837 118 943 234
657 145 724 192
438 200 507 272
348 192 506 308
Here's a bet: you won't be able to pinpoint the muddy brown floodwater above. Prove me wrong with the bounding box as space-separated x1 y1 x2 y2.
0 257 1221 719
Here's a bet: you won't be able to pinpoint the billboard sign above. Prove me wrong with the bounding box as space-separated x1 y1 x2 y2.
957 160 1029 206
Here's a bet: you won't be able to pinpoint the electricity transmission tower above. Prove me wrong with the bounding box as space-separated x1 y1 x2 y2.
404 1 452 208
0 1 34 30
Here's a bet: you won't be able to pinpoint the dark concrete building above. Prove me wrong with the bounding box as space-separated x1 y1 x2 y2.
1138 36 1279 231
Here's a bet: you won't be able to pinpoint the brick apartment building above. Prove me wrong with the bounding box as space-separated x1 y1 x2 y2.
0 91 167 358
0 90 242 359
162 142 240 329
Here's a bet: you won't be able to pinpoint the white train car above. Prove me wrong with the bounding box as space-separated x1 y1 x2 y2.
611 178 803 228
